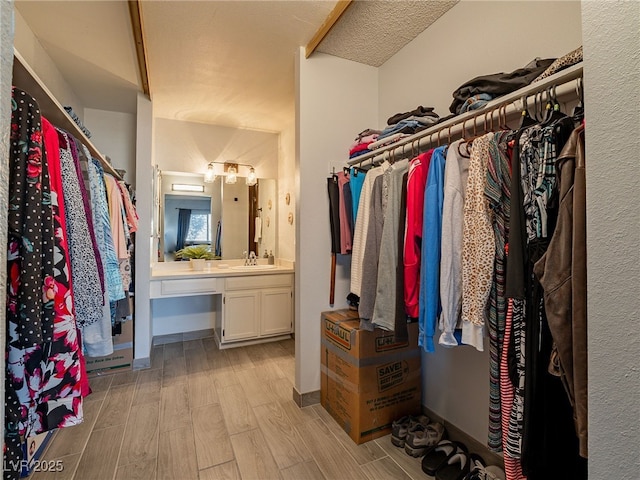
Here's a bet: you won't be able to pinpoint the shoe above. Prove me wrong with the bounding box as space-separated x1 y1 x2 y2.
390 414 430 448
422 440 466 476
435 444 470 480
403 421 445 457
463 454 506 480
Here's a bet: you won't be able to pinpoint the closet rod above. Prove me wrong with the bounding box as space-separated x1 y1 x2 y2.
11 49 124 181
348 63 583 168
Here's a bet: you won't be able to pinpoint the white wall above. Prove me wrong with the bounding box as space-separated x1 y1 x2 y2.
378 1 583 127
154 117 278 179
278 116 296 261
296 48 379 395
374 0 583 443
12 8 84 118
133 92 154 364
582 1 640 477
84 108 136 186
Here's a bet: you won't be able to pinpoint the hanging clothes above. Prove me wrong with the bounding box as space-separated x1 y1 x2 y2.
358 173 386 327
533 124 587 458
349 166 365 223
439 140 471 347
6 87 56 347
350 162 387 298
372 158 409 331
57 129 104 327
4 93 85 480
461 133 495 351
404 151 432 320
87 159 125 306
514 117 586 479
485 131 513 452
104 173 132 292
337 171 352 254
419 146 446 352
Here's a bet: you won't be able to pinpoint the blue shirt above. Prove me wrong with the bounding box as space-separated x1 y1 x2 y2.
419 146 447 352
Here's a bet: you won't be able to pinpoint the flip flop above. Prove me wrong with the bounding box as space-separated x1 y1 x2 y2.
435 445 470 480
421 440 464 476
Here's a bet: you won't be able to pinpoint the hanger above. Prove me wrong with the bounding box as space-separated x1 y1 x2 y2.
447 124 452 145
484 110 493 133
572 77 584 121
541 84 567 126
518 94 537 129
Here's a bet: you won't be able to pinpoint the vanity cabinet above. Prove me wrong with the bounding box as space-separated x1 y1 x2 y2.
221 274 293 346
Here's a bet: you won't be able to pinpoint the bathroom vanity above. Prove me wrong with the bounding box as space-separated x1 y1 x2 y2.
150 261 294 348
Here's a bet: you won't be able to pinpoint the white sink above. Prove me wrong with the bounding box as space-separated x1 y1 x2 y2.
229 265 278 271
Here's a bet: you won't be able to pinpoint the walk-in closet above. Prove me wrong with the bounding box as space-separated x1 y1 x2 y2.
1 1 638 480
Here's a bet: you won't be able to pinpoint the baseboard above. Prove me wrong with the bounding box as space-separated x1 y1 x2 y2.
132 357 150 370
292 386 320 407
422 406 504 468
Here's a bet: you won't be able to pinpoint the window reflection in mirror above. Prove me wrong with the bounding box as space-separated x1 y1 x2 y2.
157 170 276 261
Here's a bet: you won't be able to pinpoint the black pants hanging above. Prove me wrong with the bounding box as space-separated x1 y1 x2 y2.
521 239 587 480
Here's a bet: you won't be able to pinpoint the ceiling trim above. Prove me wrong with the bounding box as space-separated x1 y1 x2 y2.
128 0 150 97
305 0 352 58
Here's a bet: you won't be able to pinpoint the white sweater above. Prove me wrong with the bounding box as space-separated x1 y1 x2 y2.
438 140 470 347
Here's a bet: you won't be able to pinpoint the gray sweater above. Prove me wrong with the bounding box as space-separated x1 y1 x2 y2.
372 159 409 330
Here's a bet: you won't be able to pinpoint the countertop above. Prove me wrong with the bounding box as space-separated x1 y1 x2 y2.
151 260 295 280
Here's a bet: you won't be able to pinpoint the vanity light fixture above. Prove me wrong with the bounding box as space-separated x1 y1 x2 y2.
245 167 257 186
225 165 238 184
172 183 205 192
204 160 256 185
204 163 216 183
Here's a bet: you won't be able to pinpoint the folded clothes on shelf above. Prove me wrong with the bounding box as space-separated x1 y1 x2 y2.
368 132 409 150
63 106 92 138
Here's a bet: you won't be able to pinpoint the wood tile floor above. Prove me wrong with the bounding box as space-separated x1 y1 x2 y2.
33 337 433 480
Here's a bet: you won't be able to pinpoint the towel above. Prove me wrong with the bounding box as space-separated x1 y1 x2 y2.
254 216 262 242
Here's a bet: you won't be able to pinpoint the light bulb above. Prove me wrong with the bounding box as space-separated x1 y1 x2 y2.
246 167 257 186
225 166 237 184
204 163 216 183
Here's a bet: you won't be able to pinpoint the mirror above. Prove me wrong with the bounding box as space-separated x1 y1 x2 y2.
158 171 276 261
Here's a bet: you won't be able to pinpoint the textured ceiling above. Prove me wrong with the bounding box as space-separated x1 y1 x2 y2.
317 0 458 67
15 1 460 132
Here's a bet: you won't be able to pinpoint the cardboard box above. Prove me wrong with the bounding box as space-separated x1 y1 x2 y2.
320 309 422 444
20 431 55 477
84 344 133 373
85 320 134 373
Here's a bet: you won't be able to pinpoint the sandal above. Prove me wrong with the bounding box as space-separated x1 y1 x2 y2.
404 421 445 457
435 444 470 480
421 440 463 476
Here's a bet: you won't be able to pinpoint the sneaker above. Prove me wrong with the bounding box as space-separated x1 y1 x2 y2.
464 454 506 480
404 421 445 457
391 414 430 448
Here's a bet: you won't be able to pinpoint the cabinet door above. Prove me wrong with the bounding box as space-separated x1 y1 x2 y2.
260 288 293 336
223 290 259 342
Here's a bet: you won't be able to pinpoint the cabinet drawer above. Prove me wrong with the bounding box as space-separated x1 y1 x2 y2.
225 274 293 291
160 277 219 296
